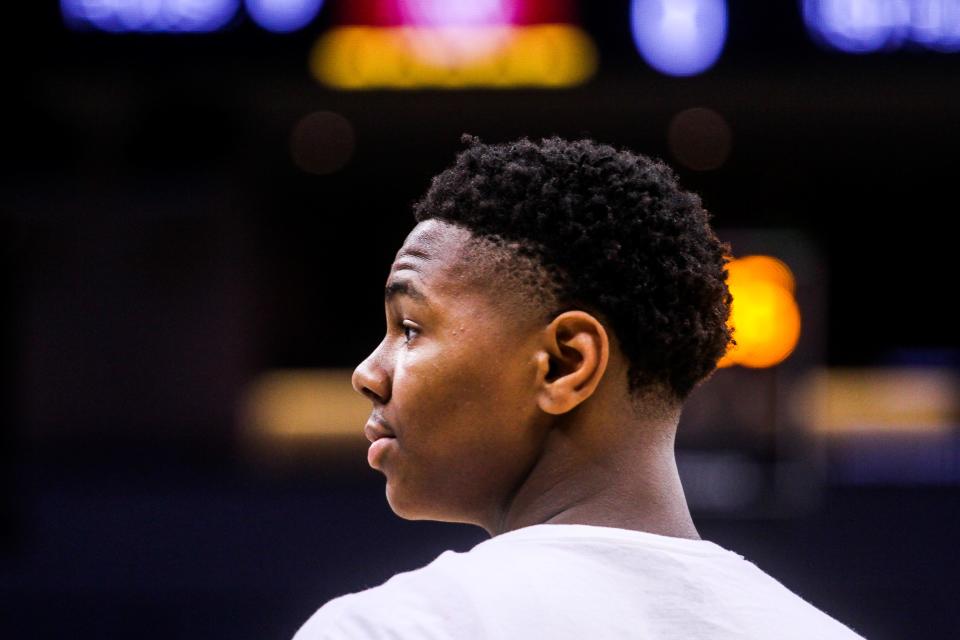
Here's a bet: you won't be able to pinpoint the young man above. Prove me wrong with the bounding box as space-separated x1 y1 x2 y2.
294 137 864 639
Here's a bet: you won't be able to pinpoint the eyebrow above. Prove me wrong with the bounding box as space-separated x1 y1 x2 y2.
384 279 427 303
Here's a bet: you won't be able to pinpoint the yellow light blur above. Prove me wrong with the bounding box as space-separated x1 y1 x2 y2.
718 255 801 369
795 367 959 436
729 254 796 293
240 369 368 441
310 25 597 89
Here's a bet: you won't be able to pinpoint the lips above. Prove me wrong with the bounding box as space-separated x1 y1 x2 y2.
364 417 397 470
364 416 396 443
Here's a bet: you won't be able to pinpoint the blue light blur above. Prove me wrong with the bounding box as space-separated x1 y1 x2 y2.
61 0 240 32
630 0 728 77
804 0 960 53
245 0 324 33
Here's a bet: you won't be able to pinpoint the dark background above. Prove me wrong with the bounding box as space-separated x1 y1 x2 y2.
2 2 958 638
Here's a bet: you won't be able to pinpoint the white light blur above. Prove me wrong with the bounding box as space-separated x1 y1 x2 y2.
399 26 517 67
630 0 728 77
804 0 960 52
245 0 323 33
397 0 518 28
61 0 239 32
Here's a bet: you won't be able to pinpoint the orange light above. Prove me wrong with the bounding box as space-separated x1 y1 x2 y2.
309 25 597 89
729 254 796 293
718 255 801 369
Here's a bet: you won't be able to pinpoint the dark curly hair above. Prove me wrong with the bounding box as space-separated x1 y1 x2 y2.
413 135 732 400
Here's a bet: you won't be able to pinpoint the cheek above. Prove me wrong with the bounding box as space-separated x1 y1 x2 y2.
394 344 529 455
392 348 477 437
384 332 541 521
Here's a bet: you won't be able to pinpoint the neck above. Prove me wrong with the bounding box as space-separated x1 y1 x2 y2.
486 414 699 540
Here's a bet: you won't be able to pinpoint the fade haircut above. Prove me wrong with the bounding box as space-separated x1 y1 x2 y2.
413 135 733 400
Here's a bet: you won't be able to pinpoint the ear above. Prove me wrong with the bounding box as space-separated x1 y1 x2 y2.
534 311 610 415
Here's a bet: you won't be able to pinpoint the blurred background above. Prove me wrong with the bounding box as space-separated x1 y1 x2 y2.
2 1 959 637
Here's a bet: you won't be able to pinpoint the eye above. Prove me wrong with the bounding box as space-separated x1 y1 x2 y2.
402 321 420 344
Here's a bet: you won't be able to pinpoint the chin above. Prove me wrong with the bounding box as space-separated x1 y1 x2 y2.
385 483 473 524
385 484 431 521
384 482 417 518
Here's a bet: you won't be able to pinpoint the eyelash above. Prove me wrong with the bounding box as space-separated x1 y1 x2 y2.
401 321 419 343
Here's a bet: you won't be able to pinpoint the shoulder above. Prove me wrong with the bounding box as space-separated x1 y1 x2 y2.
292 551 489 640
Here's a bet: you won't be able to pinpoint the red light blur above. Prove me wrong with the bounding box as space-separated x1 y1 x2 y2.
334 0 576 27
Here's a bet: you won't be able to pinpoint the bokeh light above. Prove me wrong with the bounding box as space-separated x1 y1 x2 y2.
61 0 240 32
245 0 324 33
803 0 960 53
396 0 519 27
803 0 909 52
668 107 732 171
630 0 728 76
912 1 960 51
290 111 355 175
394 1 522 67
401 26 518 67
310 25 596 89
719 255 802 369
241 369 368 440
336 0 575 28
798 367 960 436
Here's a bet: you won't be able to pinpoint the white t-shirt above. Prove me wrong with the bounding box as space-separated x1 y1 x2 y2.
294 524 865 639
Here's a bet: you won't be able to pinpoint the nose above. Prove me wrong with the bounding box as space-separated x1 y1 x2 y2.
352 340 390 405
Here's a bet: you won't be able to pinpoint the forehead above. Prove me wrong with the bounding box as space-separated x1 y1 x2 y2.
388 219 547 333
389 219 476 288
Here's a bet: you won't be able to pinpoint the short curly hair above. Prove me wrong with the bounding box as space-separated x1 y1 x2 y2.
413 135 732 400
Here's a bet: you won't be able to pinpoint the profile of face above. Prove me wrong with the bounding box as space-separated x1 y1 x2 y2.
351 220 552 526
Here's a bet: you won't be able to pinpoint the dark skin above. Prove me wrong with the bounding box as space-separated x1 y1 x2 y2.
352 219 700 539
